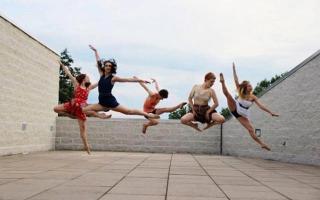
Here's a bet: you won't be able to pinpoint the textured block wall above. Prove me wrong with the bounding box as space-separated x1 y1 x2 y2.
0 16 60 155
56 118 221 154
222 52 320 166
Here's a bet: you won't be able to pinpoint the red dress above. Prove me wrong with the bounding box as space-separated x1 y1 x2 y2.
63 86 89 121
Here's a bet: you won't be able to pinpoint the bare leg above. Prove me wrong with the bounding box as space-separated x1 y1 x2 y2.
142 118 159 134
82 103 106 113
220 73 237 112
53 104 76 119
237 117 271 151
77 119 91 154
85 110 112 119
180 113 202 132
203 113 225 130
112 105 159 119
155 102 187 115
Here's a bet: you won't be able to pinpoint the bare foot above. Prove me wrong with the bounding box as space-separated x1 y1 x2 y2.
219 73 225 83
203 122 217 131
192 123 202 132
261 145 271 151
179 102 187 109
147 113 160 119
84 146 91 154
142 124 148 134
98 113 112 119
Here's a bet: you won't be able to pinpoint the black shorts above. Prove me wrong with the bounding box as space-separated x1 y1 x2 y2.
230 109 241 118
98 95 119 108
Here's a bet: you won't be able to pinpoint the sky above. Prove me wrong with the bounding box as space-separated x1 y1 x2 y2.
1 0 319 119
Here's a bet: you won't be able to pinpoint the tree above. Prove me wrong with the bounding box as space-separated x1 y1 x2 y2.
253 73 285 96
220 107 231 119
169 105 191 119
58 49 81 103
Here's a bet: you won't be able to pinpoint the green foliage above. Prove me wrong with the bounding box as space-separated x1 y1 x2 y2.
220 72 286 120
169 104 191 119
220 107 231 119
253 73 286 96
58 49 81 103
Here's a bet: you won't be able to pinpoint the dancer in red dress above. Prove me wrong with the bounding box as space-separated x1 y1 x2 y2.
54 61 111 154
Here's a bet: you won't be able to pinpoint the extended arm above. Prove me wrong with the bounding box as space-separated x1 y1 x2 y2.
151 78 160 92
233 62 240 89
135 77 153 96
59 61 78 87
253 96 279 117
112 76 150 84
88 82 98 90
89 45 103 76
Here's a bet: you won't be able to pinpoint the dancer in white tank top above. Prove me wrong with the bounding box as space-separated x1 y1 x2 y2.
219 63 279 151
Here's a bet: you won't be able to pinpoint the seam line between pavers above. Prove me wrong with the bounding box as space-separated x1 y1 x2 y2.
164 153 173 200
96 155 151 200
24 155 124 200
239 157 320 191
192 154 231 200
221 157 293 200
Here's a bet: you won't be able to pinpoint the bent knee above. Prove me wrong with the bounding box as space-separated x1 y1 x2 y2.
180 118 188 124
152 121 159 125
217 117 225 123
53 107 60 113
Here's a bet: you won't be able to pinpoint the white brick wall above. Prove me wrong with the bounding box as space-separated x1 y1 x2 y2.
56 118 221 154
222 51 320 166
0 16 60 155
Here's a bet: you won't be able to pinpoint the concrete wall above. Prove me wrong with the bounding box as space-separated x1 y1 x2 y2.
222 51 320 166
0 16 60 155
56 118 221 154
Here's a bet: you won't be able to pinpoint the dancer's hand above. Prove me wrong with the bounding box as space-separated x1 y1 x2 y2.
133 76 150 84
151 78 156 83
233 62 236 69
271 112 279 117
89 45 97 51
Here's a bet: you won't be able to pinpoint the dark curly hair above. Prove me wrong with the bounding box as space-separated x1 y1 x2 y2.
159 89 168 98
97 58 117 74
76 74 86 85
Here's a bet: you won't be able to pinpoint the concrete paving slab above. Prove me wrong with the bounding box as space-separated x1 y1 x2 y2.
0 151 318 200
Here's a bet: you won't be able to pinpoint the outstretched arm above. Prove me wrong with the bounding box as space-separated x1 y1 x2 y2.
253 96 279 117
89 45 100 62
59 61 78 87
112 76 150 84
151 78 160 92
88 82 98 90
135 76 153 96
89 45 103 76
233 62 240 89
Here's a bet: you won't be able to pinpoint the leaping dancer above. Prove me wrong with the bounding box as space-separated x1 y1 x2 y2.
219 63 279 151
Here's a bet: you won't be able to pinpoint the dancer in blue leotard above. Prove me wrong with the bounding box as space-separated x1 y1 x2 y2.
82 45 159 119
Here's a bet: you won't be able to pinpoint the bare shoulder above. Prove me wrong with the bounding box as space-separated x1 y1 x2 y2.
251 94 258 101
210 88 216 94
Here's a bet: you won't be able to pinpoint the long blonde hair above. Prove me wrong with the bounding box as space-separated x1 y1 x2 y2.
238 80 252 99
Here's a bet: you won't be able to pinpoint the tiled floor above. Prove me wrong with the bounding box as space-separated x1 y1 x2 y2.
0 151 319 200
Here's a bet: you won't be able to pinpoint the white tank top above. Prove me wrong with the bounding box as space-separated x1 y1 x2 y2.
236 98 253 118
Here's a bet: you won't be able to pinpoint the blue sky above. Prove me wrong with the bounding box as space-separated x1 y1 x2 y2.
1 0 319 119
